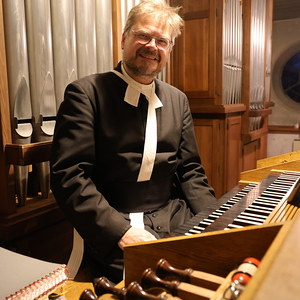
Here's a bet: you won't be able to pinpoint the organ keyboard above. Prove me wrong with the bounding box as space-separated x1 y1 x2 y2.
123 152 300 299
171 170 300 237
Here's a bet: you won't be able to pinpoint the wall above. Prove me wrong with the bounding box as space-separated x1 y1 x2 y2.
268 18 300 157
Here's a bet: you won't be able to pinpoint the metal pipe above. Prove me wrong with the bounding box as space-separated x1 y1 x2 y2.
25 0 56 198
95 0 113 73
75 0 97 78
223 0 242 105
51 0 78 110
3 0 33 206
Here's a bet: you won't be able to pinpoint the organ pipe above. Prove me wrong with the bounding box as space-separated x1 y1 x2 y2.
249 0 266 131
75 0 97 78
25 0 57 198
51 0 78 110
3 0 33 206
223 0 243 105
95 0 113 72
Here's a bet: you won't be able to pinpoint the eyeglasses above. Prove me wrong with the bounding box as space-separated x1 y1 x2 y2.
131 29 173 50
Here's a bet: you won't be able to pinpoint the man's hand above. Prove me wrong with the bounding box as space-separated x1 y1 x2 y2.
118 227 157 250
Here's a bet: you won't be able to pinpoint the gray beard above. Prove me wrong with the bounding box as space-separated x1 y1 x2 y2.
124 57 161 79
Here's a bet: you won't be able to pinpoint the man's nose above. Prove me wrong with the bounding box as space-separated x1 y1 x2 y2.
146 37 157 48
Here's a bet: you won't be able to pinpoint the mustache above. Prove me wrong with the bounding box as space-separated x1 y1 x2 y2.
137 49 160 60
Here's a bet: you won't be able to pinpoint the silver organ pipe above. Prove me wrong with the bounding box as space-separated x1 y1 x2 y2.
51 0 78 110
264 0 273 105
95 0 113 73
249 0 266 131
223 0 243 105
75 0 97 78
25 0 57 198
2 0 33 206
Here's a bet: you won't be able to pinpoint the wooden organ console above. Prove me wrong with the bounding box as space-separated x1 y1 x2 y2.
120 151 300 300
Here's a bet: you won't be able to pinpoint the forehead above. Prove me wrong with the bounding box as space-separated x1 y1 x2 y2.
132 14 172 38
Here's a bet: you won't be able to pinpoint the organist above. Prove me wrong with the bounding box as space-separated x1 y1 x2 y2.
50 0 216 284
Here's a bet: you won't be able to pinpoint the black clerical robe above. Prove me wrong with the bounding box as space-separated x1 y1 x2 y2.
50 62 215 261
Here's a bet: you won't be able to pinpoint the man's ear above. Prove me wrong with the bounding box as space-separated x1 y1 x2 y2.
121 32 126 50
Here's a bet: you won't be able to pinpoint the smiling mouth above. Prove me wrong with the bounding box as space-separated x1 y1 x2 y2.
139 51 159 61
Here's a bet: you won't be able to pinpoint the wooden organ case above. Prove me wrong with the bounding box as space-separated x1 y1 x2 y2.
169 0 274 198
123 151 300 299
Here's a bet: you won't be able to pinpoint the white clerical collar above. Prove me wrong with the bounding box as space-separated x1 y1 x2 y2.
111 64 163 109
121 63 153 106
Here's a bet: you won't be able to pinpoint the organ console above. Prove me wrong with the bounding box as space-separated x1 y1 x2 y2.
75 152 300 299
122 152 300 299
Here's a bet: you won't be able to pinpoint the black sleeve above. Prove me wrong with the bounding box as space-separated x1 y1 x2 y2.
50 80 131 260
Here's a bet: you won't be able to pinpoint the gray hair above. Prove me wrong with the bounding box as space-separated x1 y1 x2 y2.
123 0 183 42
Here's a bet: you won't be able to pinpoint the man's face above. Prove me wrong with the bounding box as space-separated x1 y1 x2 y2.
121 14 172 84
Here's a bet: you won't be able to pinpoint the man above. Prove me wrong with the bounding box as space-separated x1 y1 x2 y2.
50 0 216 282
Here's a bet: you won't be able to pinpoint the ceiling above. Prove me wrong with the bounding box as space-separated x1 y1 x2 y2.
273 0 300 21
